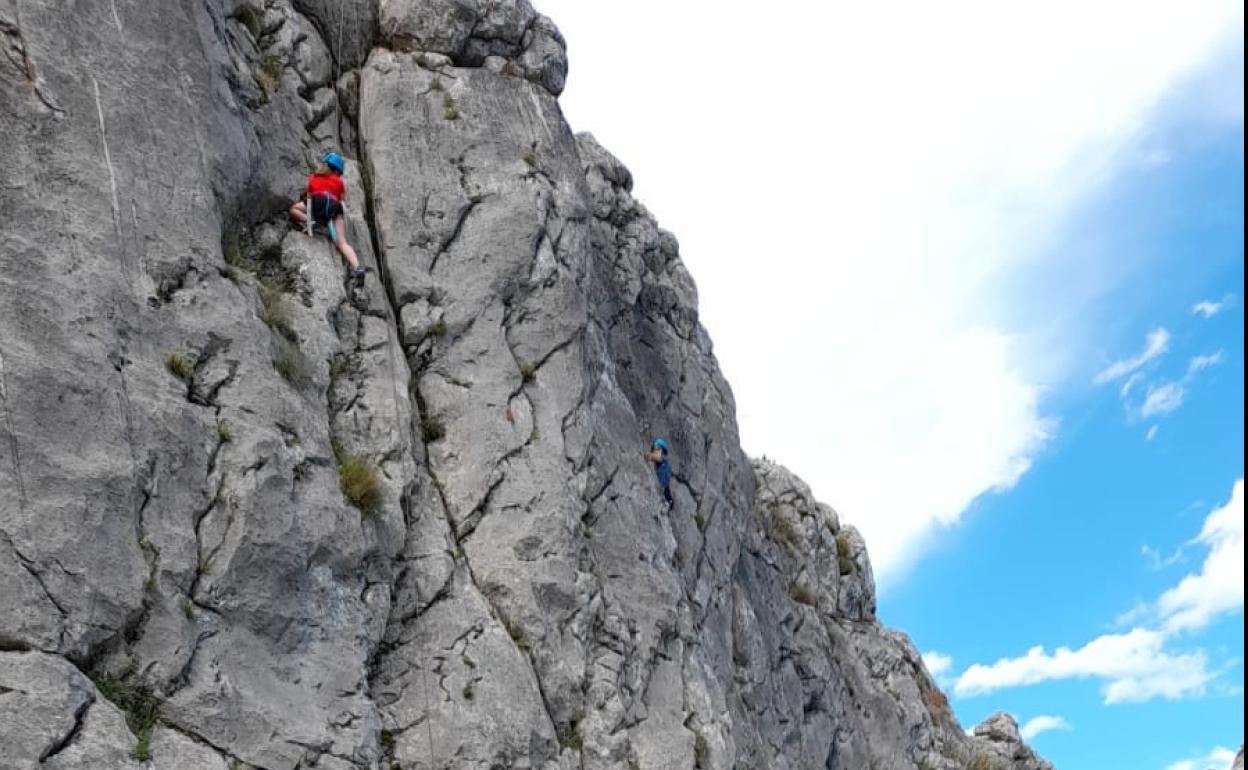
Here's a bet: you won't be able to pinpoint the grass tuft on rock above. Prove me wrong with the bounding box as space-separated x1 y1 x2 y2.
924 688 951 713
421 413 445 443
770 508 801 550
969 755 996 770
338 452 382 516
222 228 246 270
505 619 530 651
237 4 263 40
257 279 290 333
836 532 854 576
166 353 193 382
557 722 583 751
789 582 819 607
92 673 160 760
256 53 283 94
273 344 311 389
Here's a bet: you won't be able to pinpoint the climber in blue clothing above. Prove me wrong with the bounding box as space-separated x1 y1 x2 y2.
650 438 673 506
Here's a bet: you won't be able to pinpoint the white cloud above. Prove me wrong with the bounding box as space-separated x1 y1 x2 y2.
956 480 1244 702
1114 599 1151 628
542 0 1244 581
1147 425 1160 441
1122 371 1147 398
1103 340 1224 423
1141 382 1187 417
1158 480 1245 634
1095 329 1172 384
1019 715 1072 741
954 628 1215 703
1188 351 1226 374
1166 746 1239 770
923 651 954 679
1193 295 1236 318
1142 543 1184 570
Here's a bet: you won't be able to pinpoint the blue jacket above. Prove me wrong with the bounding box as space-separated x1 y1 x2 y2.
654 456 672 504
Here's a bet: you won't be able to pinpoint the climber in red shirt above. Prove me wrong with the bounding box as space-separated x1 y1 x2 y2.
288 152 366 286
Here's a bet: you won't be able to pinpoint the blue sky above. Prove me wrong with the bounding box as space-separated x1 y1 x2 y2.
539 1 1243 766
888 124 1244 769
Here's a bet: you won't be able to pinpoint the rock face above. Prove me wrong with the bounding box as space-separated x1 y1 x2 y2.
1 1 1054 768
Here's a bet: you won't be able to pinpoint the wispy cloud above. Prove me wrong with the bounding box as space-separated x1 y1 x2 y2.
1188 351 1226 374
1147 425 1160 441
1165 746 1239 770
1158 480 1245 634
1019 715 1072 741
1122 371 1147 398
1097 330 1225 424
956 480 1244 703
1143 543 1185 570
954 628 1215 703
1192 294 1236 318
1114 600 1151 628
1141 382 1187 418
1095 328 1171 384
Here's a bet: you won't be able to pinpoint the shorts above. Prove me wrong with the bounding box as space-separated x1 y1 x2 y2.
309 193 343 225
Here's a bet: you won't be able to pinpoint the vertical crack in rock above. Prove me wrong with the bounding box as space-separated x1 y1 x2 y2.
39 689 93 761
0 351 26 514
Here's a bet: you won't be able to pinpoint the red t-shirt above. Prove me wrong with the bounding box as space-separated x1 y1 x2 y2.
306 173 344 200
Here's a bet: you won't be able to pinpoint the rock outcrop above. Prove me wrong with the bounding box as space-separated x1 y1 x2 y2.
2 1 1054 768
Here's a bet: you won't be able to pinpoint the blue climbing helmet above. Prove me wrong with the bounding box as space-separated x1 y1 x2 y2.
323 152 345 174
652 438 669 454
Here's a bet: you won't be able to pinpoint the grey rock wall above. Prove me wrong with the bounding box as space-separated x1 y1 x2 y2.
2 1 1061 768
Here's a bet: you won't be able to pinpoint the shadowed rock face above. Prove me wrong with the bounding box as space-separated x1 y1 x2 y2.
2 1 1058 768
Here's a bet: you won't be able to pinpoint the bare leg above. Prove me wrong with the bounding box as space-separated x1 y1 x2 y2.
288 200 308 224
332 216 360 270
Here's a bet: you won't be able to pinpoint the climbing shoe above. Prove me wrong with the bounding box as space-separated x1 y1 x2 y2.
351 266 368 288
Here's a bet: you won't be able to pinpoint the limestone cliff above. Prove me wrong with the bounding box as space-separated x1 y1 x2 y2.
1 2 1053 768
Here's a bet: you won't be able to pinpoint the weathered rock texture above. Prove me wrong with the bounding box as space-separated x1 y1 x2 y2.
2 1 1054 768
